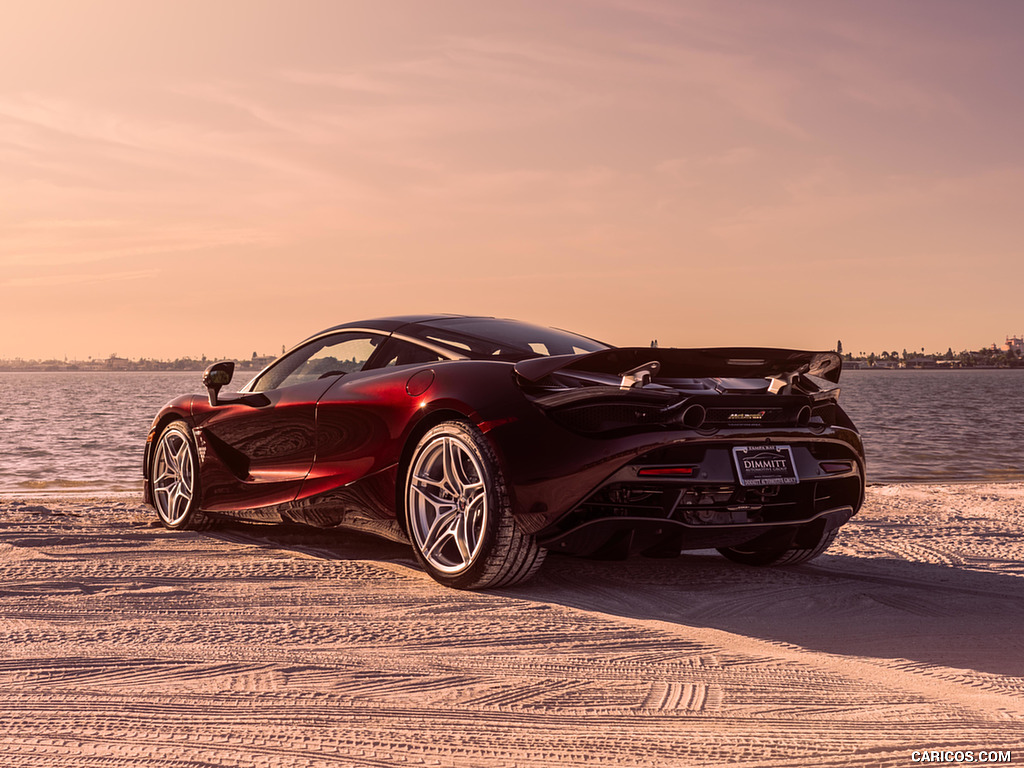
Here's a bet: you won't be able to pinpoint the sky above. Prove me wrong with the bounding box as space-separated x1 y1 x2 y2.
2 0 1023 361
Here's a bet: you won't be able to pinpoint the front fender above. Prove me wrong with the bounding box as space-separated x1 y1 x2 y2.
142 395 196 505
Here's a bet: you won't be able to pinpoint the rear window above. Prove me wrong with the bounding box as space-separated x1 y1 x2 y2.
410 318 607 360
367 337 447 369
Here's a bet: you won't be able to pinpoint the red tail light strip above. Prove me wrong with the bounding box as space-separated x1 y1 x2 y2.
637 466 697 476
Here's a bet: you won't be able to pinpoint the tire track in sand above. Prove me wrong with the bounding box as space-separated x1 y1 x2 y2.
2 492 1023 767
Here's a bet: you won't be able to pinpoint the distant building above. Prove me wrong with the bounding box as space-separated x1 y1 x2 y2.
1005 336 1023 355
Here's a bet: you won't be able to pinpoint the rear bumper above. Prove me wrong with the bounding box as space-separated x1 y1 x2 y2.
530 434 863 556
539 504 856 558
488 412 864 533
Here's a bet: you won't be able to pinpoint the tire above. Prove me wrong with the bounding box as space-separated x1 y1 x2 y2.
717 528 838 566
150 421 212 531
405 421 546 590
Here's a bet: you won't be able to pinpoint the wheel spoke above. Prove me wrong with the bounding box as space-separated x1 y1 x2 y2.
153 474 177 492
175 484 189 518
158 439 177 476
422 508 460 559
465 494 485 535
175 441 190 474
452 513 472 563
168 486 182 521
440 438 463 496
448 438 479 490
464 483 485 508
180 450 193 490
411 475 454 508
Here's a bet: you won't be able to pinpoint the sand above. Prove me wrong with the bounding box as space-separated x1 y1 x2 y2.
1 484 1022 767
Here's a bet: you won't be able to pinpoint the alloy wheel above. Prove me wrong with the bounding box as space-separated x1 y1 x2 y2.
407 435 488 574
152 427 196 527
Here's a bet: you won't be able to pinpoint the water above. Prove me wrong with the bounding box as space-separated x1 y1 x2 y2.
0 372 239 494
839 368 1024 483
0 369 1022 493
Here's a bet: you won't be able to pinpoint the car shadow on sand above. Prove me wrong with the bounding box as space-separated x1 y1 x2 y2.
204 520 415 563
505 550 1024 678
202 521 1023 678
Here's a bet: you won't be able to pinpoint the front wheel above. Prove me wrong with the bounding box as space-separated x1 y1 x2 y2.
717 528 838 566
150 421 212 530
405 421 545 590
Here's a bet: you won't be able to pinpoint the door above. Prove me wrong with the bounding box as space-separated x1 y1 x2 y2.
196 332 386 511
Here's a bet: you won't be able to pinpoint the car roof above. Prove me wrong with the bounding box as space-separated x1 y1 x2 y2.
304 314 470 336
296 315 607 358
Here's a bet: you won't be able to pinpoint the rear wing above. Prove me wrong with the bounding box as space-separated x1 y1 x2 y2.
514 347 843 384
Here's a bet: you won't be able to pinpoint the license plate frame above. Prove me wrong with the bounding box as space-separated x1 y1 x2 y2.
732 444 799 487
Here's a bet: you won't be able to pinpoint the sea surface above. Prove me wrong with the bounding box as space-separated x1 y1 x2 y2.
0 369 1022 493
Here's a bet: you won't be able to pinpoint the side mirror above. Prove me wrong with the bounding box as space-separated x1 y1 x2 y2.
202 361 235 406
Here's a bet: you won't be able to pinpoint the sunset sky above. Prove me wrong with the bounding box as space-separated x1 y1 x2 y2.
2 0 1023 361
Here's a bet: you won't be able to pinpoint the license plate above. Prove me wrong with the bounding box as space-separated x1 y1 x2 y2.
732 445 799 486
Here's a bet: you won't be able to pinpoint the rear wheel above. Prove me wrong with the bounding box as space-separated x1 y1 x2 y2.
405 421 545 590
150 421 212 530
717 528 838 566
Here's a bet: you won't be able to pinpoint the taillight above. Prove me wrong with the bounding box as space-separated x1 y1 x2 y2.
637 466 697 477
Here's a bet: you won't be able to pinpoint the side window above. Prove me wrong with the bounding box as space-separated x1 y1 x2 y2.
368 337 446 369
252 333 383 392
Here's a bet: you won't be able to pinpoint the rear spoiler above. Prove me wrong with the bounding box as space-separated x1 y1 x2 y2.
514 347 843 384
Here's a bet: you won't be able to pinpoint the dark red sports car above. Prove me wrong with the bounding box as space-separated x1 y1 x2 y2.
144 315 864 589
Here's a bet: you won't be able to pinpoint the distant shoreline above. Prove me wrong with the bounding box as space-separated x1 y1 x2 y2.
0 366 262 374
844 365 1022 371
3 364 1021 373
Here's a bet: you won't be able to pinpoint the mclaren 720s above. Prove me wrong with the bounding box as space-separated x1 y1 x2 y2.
144 315 864 589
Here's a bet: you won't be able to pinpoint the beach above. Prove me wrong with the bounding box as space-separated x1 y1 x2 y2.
1 484 1022 767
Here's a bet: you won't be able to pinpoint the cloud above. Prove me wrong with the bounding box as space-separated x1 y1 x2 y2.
2 1 1022 357
0 217 273 267
707 164 1024 266
0 268 160 288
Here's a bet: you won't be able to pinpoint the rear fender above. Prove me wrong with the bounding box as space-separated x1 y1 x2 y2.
394 361 536 524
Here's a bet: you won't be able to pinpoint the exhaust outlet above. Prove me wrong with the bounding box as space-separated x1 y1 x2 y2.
797 405 812 427
681 404 707 429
